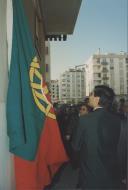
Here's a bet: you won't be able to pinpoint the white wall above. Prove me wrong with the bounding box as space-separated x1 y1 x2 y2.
0 0 15 189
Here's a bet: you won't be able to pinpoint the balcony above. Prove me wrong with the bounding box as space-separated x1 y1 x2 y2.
39 0 82 40
101 61 108 66
102 67 108 72
102 77 109 80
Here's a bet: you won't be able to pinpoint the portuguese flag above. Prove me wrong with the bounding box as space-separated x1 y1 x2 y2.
6 0 68 189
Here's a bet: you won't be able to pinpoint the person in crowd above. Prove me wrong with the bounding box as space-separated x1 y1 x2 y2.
79 102 92 116
118 98 126 119
61 105 79 157
71 85 122 189
56 104 69 139
118 101 128 188
70 102 92 170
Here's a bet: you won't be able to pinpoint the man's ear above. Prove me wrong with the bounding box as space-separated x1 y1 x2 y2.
95 96 100 106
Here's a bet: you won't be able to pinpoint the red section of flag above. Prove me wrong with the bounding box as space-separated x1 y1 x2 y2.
14 117 69 190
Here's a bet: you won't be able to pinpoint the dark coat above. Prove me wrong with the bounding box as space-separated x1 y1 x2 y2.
118 115 127 179
71 108 121 189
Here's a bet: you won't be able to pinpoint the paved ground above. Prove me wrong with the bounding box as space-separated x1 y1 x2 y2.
45 162 79 190
45 163 127 190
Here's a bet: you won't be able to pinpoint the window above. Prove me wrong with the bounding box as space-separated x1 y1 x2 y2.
102 67 108 72
102 58 106 62
103 82 108 85
96 58 100 63
45 47 49 55
103 74 107 78
101 61 108 65
110 58 114 63
126 57 128 64
94 73 99 78
119 62 123 68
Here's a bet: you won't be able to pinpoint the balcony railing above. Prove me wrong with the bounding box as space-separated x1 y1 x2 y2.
101 61 108 65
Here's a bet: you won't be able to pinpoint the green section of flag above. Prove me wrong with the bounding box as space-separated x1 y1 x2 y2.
7 0 45 160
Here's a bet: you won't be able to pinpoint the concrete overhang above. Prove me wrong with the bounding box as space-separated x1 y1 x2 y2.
39 0 82 36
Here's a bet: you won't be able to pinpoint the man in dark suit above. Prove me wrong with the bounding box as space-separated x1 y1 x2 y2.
71 85 122 189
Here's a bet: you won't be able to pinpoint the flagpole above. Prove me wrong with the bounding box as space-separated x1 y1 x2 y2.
7 0 16 188
0 0 16 189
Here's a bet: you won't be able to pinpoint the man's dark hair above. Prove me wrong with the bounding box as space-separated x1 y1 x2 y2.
94 85 115 110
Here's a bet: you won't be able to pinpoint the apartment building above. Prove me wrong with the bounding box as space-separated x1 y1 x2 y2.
85 52 128 99
59 68 86 104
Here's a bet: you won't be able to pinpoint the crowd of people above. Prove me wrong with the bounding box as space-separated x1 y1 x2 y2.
48 85 128 190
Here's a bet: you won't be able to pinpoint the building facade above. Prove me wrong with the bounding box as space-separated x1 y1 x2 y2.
59 68 86 104
45 41 51 85
2 1 82 189
50 80 59 103
23 0 82 83
23 0 49 78
85 52 128 98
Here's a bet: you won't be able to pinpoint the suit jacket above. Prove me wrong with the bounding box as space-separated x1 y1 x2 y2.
71 108 121 189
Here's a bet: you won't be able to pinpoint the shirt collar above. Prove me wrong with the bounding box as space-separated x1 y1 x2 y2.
93 106 103 111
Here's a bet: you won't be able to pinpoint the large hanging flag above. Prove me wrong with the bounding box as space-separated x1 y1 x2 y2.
6 0 68 189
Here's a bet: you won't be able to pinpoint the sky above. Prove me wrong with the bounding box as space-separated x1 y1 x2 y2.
50 0 127 79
